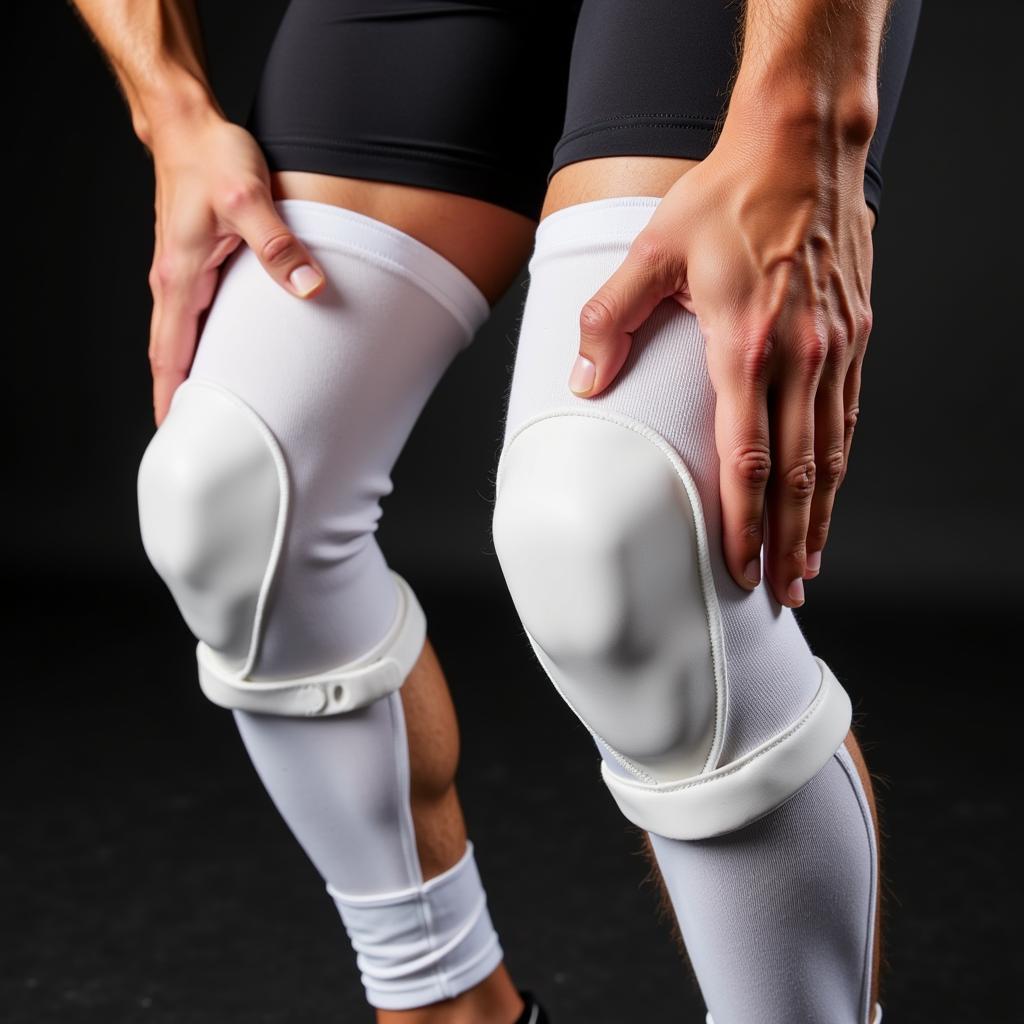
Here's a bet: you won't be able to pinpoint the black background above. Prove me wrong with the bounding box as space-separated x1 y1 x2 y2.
7 3 1018 1022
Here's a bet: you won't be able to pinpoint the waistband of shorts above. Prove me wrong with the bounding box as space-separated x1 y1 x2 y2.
273 198 491 342
529 195 662 271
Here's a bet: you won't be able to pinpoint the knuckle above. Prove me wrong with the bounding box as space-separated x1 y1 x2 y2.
784 542 808 566
258 230 296 266
827 329 849 365
630 232 670 270
784 459 816 499
771 540 807 571
150 253 181 290
844 404 861 436
579 295 617 338
820 449 846 488
221 178 264 213
738 518 764 543
732 446 772 488
858 307 874 341
809 515 831 544
738 335 774 380
797 331 829 372
147 348 187 376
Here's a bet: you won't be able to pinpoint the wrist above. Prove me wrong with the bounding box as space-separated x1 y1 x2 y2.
729 70 880 151
130 67 224 150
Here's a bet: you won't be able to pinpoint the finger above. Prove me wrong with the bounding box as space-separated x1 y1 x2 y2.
840 352 864 486
805 351 847 577
224 186 325 298
147 255 217 426
764 325 827 607
570 231 684 398
710 331 772 591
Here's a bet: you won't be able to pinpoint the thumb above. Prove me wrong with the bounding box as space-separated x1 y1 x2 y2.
570 232 684 398
231 193 326 298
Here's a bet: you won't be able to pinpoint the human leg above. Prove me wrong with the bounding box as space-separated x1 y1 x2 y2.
136 191 525 1022
490 2 919 1020
132 0 589 1017
492 185 880 1024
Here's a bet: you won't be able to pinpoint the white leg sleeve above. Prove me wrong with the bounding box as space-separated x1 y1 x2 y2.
136 199 502 1009
492 196 880 1024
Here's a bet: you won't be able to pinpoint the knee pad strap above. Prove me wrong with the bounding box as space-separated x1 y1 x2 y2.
602 656 851 839
197 569 426 716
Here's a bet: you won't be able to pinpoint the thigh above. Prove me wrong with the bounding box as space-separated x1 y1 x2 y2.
547 0 922 214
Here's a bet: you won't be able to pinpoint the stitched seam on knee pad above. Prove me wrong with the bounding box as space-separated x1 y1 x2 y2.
834 745 878 1024
181 377 290 680
496 405 729 778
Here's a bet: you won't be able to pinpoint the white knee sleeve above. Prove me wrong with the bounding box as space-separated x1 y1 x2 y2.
136 199 502 1009
495 408 851 840
493 196 878 1024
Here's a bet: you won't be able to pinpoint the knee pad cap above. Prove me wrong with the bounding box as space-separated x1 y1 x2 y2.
137 377 287 670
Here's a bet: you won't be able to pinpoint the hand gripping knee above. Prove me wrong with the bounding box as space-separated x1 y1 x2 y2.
492 407 852 840
137 377 425 716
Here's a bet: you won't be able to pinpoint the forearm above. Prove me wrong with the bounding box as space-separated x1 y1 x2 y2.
728 0 892 148
67 0 223 147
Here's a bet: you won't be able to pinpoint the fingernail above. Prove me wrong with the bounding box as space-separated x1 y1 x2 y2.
569 354 596 395
806 550 822 575
788 578 805 605
744 559 761 586
289 264 323 296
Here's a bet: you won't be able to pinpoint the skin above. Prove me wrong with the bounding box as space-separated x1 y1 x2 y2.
69 1 890 1021
569 0 891 613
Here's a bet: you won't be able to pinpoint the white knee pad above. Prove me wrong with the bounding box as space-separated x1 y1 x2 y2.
134 199 503 1010
493 407 851 840
137 198 492 713
137 376 426 717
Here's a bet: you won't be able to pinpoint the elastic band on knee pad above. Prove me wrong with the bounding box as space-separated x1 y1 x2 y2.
603 656 851 839
197 568 426 716
493 406 852 841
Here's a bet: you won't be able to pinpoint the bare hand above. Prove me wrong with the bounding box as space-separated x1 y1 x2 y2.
146 111 326 425
568 121 875 608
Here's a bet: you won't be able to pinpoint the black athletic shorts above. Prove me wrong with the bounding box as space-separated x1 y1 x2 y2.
245 0 921 223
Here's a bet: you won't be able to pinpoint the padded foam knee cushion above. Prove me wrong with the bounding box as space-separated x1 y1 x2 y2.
137 375 426 717
138 376 287 672
493 407 852 840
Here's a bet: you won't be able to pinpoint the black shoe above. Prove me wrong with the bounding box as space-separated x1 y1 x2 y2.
514 990 550 1024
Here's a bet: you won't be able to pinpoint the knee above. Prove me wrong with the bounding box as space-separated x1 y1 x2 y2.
492 409 724 781
138 377 427 719
493 409 853 841
137 377 286 670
